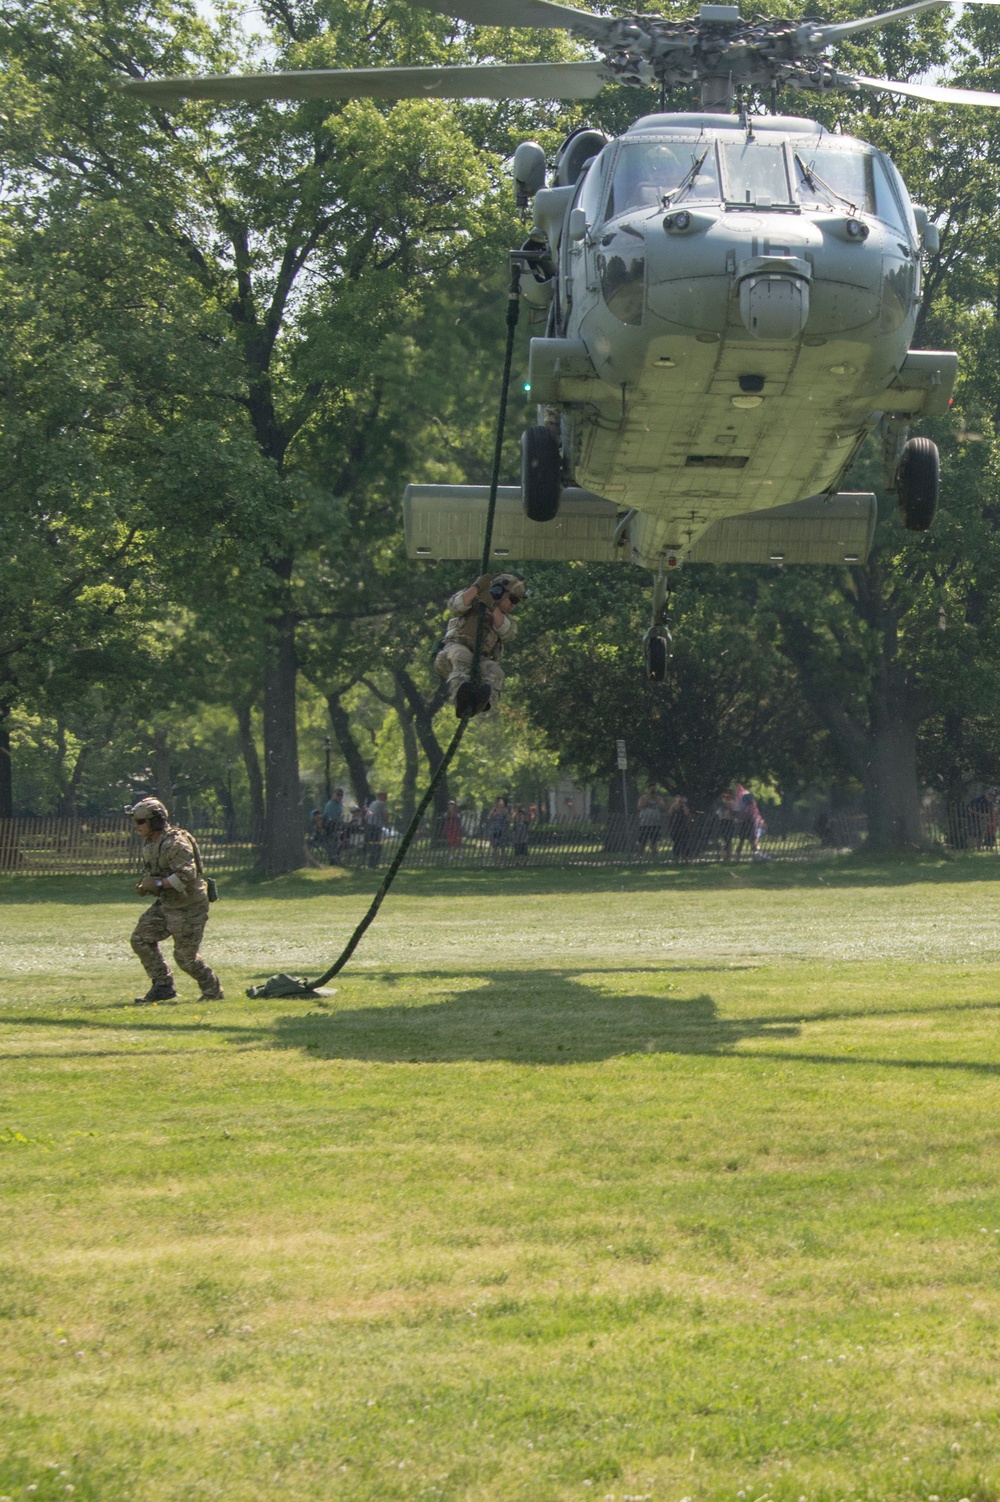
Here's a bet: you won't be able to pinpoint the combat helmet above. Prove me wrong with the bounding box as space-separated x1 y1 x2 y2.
490 571 527 603
130 797 169 827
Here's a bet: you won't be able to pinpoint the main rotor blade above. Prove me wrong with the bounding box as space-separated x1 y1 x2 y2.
813 0 1000 48
123 58 610 104
849 70 1000 105
408 0 613 40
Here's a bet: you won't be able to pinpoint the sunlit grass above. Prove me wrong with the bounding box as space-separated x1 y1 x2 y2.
2 858 1000 1500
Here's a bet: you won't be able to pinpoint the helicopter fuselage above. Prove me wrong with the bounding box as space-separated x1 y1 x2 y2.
525 112 954 567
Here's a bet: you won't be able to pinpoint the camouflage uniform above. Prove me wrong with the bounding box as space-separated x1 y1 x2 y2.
434 572 525 714
130 801 221 1000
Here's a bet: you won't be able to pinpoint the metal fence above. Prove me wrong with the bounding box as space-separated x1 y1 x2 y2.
0 818 255 876
1 803 995 877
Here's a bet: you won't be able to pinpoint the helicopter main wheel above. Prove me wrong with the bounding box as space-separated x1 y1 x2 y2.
897 437 939 532
644 633 669 682
521 425 562 522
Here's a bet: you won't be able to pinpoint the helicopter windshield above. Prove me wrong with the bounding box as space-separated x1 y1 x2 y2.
719 141 793 207
793 147 875 214
605 140 721 219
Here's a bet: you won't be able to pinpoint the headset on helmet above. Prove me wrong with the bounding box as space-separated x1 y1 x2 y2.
489 572 527 604
130 797 169 829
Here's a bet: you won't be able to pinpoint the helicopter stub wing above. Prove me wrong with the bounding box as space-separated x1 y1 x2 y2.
123 58 610 103
405 486 622 563
683 494 877 567
404 487 878 566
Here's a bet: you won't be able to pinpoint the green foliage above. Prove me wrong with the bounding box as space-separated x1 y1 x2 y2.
7 0 1000 842
514 563 829 801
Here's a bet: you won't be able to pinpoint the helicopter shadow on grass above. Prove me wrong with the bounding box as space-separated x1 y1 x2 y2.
269 968 800 1066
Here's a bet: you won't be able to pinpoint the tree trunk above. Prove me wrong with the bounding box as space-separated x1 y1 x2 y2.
777 593 930 854
861 703 924 850
151 726 173 806
605 768 637 852
398 669 450 828
0 718 11 820
261 603 303 875
393 680 419 829
235 699 265 843
326 693 372 811
55 721 91 818
215 776 239 841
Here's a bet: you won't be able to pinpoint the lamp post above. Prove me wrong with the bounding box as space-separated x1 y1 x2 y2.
323 735 332 804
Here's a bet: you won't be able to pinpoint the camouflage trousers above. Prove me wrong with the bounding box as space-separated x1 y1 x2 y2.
131 898 219 993
434 644 504 711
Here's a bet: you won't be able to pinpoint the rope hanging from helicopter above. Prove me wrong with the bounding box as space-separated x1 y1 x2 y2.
299 256 527 991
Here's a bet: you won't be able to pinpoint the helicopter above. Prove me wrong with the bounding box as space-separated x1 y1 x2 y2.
127 0 1000 677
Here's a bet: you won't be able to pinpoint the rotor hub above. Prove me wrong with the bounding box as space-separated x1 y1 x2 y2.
591 8 844 104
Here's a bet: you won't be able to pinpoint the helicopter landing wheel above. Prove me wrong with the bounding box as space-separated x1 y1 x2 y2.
897 437 939 532
521 426 562 522
644 633 669 682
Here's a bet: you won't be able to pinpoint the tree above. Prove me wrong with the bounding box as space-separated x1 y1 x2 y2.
513 563 828 810
0 0 521 866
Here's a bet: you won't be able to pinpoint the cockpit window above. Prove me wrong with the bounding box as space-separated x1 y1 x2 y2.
794 148 875 214
871 153 911 237
719 141 793 207
605 140 721 219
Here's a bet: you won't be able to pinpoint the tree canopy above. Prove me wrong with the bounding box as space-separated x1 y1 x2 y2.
6 0 1000 853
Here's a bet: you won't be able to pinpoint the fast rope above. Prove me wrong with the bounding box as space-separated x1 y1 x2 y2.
306 258 525 990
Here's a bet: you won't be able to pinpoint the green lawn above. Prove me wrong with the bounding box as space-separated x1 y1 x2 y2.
3 858 1000 1501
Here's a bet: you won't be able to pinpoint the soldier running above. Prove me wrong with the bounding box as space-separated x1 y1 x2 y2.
435 572 526 718
128 798 224 1005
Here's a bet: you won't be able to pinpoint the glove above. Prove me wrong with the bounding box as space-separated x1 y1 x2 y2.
136 875 159 895
474 573 493 606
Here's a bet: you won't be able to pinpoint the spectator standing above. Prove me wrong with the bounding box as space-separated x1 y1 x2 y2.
444 800 463 859
344 806 365 863
729 783 767 858
666 794 693 862
512 806 530 865
636 785 667 856
365 790 388 868
323 787 345 862
486 796 511 864
305 809 328 867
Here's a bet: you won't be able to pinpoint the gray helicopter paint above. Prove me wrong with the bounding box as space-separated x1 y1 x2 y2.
402 485 878 565
531 113 952 567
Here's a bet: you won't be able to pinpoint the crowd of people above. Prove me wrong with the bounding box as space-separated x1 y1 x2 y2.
306 787 390 869
304 781 769 867
305 793 541 867
634 782 767 861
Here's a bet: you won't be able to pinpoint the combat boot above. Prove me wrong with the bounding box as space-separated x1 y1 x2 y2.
133 980 177 1005
473 683 493 715
455 681 477 718
200 980 225 1001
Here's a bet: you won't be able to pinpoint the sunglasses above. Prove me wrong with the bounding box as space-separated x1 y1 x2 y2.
134 819 150 828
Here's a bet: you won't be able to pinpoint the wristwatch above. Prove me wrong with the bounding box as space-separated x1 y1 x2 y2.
156 879 164 890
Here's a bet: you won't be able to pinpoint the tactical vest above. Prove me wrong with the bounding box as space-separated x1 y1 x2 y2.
142 827 208 905
444 602 504 659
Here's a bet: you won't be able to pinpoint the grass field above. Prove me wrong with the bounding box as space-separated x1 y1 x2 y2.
3 857 1000 1502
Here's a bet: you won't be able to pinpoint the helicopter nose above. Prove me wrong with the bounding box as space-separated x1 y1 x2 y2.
738 272 810 341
